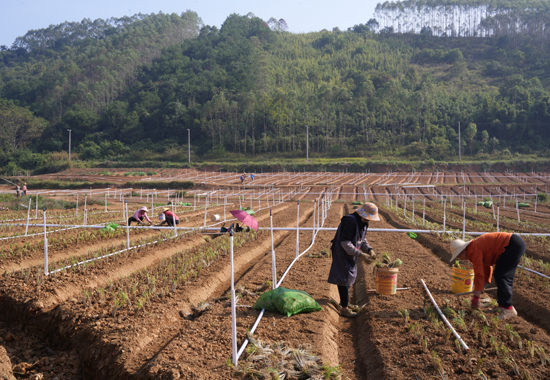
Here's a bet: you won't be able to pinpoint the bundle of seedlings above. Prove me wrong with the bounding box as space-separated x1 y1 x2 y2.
374 252 403 269
233 332 342 379
453 260 473 270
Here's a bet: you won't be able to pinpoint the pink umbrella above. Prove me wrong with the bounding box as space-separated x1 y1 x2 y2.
230 210 259 231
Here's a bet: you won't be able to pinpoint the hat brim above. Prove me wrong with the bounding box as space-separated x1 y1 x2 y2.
449 241 472 263
356 208 380 221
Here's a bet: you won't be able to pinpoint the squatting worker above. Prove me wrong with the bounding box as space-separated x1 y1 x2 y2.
328 202 379 318
450 232 526 320
128 206 152 226
159 207 180 227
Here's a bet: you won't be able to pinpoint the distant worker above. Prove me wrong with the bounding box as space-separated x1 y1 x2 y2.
240 173 247 184
128 206 152 226
16 184 20 197
250 173 254 182
450 232 526 320
328 202 379 318
22 183 27 196
159 207 179 227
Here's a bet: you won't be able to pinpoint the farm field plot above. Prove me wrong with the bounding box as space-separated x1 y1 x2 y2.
2 171 550 379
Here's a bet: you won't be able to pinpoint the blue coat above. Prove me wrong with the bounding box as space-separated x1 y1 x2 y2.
327 213 370 287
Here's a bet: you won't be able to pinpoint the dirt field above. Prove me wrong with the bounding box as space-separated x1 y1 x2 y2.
1 171 550 379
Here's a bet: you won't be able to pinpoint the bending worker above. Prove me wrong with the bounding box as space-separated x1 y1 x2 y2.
328 202 378 318
159 207 179 227
450 232 526 320
128 206 152 226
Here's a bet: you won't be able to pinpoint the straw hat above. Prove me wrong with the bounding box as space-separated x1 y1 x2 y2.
139 206 149 212
161 207 170 213
356 202 380 221
449 239 472 262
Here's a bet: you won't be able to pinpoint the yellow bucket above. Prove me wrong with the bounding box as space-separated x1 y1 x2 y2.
451 266 474 294
375 267 399 295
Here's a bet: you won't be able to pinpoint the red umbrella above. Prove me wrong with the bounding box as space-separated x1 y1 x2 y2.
230 210 259 231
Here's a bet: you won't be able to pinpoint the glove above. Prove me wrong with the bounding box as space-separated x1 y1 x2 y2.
367 248 376 258
471 295 480 310
361 252 376 264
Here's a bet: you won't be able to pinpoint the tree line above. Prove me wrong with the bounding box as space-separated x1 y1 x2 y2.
1 10 550 172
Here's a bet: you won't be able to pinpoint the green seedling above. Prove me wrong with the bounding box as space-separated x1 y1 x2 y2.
536 346 548 366
398 309 410 324
474 357 486 375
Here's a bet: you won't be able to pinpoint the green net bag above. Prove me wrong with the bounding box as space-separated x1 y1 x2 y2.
101 223 119 232
272 287 323 317
253 287 323 317
252 288 279 311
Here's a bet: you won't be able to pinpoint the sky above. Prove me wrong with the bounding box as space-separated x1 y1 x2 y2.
1 0 380 47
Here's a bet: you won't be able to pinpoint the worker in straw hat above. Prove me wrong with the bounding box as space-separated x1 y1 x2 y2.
128 206 152 226
450 232 526 320
328 202 379 318
159 207 180 227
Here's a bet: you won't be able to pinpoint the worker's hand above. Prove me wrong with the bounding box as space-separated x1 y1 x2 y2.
367 248 376 258
471 296 480 310
361 252 376 264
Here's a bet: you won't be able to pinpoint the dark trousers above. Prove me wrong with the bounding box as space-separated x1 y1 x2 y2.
166 216 179 227
494 234 526 307
128 216 144 226
337 285 350 308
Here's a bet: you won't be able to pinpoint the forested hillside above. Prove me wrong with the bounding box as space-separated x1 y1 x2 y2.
2 2 550 172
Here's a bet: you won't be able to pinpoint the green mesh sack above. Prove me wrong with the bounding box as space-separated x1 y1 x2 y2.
252 288 279 311
179 202 192 206
483 201 493 208
101 223 119 232
352 201 362 205
272 287 323 317
518 202 530 208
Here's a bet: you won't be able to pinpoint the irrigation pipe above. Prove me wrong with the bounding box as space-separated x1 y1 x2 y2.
236 191 333 360
421 279 469 352
11 223 550 237
0 225 82 241
518 266 550 280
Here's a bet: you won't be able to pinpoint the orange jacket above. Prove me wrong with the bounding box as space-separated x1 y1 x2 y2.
466 232 512 292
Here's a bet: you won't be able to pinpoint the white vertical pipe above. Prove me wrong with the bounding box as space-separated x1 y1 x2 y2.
204 195 208 228
296 201 300 259
443 198 446 232
151 191 154 213
76 193 79 215
270 209 277 289
497 203 500 232
462 201 466 240
230 230 238 365
43 208 48 276
35 192 38 219
25 197 31 236
125 201 130 248
422 198 426 227
412 196 415 223
313 199 316 238
105 192 107 212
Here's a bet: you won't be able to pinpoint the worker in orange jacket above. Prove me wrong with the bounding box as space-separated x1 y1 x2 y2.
450 232 525 320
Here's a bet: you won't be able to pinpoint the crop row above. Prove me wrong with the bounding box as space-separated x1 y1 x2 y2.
4 230 193 288
0 225 145 260
399 298 549 378
82 230 263 317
